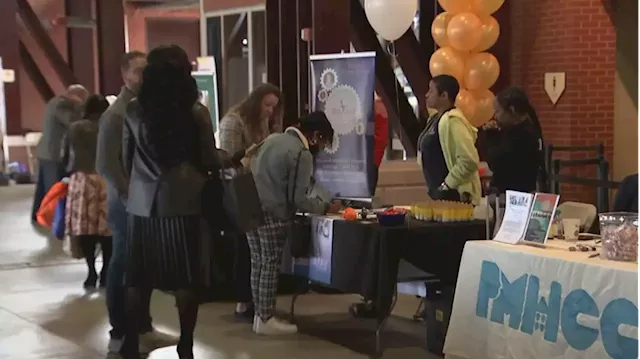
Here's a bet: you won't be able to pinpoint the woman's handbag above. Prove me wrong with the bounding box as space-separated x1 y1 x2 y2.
286 150 313 258
221 168 265 232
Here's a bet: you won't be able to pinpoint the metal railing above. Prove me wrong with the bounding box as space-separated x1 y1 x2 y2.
545 144 620 213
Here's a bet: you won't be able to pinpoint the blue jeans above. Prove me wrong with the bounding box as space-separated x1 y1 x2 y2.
106 199 152 339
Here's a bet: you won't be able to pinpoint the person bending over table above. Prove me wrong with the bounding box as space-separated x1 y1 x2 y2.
248 111 341 335
482 87 546 194
419 75 481 203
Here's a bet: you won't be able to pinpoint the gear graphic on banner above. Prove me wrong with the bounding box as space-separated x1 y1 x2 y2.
324 132 340 155
320 68 339 91
323 85 362 135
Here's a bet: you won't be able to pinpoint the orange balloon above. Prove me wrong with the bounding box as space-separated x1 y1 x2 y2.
472 15 500 52
447 12 482 52
429 47 465 85
455 89 477 121
472 0 505 16
464 52 500 91
431 12 453 48
438 0 473 14
470 89 495 126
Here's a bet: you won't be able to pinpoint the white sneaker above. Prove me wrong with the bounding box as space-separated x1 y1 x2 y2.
139 329 179 353
253 315 298 335
107 337 123 353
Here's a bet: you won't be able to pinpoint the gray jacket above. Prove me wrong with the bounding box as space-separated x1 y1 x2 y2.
123 101 221 217
251 128 327 220
67 119 99 173
36 96 82 162
96 87 135 204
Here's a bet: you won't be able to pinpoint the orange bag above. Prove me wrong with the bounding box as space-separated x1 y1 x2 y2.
36 180 69 229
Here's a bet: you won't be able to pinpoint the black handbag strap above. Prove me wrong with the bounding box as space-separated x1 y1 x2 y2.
286 149 305 218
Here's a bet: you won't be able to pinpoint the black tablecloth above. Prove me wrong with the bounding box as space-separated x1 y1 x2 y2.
307 218 487 318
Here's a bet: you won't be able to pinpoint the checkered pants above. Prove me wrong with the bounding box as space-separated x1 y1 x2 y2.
246 212 290 321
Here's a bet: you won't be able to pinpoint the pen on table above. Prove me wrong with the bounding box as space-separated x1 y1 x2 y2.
588 253 599 258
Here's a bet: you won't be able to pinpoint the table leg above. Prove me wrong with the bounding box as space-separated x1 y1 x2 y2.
289 280 308 323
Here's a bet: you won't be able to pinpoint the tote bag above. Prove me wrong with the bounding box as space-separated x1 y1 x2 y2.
51 196 66 239
221 168 265 232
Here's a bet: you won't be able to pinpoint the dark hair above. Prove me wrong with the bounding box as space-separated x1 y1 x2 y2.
121 51 146 72
230 83 282 141
299 111 334 142
138 45 199 168
83 94 109 121
431 75 460 104
496 86 548 190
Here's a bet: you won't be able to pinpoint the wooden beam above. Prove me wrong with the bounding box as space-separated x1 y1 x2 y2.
16 0 77 87
0 0 22 135
19 41 54 102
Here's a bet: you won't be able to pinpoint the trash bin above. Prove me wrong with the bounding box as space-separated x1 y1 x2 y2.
424 283 455 357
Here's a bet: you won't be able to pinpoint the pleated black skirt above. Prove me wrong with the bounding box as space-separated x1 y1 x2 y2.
125 215 205 290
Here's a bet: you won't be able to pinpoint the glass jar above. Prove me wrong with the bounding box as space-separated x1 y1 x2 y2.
599 212 638 262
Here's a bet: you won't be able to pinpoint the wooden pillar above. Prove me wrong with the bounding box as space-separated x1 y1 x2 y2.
96 0 126 95
312 0 350 54
65 0 97 92
265 0 280 87
297 0 312 115
0 0 22 135
280 0 299 127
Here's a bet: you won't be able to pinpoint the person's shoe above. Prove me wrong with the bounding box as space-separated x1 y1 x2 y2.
253 316 298 335
139 329 179 353
234 306 255 323
83 273 98 289
108 337 124 353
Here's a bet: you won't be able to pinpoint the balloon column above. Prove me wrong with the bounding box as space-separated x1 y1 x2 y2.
429 0 504 127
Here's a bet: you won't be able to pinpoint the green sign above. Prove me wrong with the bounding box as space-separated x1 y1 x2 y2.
192 71 219 133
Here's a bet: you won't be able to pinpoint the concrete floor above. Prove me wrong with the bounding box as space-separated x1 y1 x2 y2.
0 184 435 359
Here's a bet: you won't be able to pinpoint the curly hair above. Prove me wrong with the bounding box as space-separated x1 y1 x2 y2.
137 45 199 168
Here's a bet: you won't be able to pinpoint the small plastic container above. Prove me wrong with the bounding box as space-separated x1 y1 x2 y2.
599 212 638 262
377 213 406 227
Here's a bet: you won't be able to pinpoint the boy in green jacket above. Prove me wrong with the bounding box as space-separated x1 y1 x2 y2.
419 75 481 204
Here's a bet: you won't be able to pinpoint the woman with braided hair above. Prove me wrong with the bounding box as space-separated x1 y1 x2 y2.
483 86 547 193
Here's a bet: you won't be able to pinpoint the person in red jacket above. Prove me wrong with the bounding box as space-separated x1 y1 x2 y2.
370 92 389 193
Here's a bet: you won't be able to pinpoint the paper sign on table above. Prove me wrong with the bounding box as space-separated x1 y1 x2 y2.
492 190 533 244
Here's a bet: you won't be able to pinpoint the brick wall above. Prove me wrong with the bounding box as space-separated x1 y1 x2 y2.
510 0 616 204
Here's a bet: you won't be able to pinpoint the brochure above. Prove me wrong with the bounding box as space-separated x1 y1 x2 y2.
492 190 534 245
522 193 560 246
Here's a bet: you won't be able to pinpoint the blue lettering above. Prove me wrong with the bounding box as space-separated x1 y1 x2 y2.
489 271 527 329
476 261 500 319
521 275 561 342
600 299 638 359
476 261 528 329
476 262 637 358
561 289 600 350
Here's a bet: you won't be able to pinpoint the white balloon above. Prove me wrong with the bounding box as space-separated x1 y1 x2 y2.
365 0 418 42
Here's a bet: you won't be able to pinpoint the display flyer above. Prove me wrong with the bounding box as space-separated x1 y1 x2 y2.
492 190 534 245
309 52 376 199
522 193 559 245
